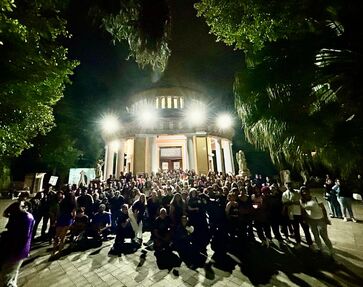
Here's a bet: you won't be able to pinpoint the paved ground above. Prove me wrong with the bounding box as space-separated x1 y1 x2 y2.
1 191 363 287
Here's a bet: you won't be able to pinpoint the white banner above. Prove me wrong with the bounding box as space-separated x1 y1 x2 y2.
49 176 58 186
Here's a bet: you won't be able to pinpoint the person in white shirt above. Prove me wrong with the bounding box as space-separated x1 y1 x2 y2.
300 187 334 255
281 182 313 248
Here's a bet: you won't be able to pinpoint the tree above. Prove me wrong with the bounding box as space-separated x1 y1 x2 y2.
0 0 78 164
39 128 83 182
195 0 330 53
89 0 171 72
196 0 363 177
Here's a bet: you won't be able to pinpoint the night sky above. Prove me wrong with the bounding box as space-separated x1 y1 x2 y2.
66 0 244 107
12 0 276 180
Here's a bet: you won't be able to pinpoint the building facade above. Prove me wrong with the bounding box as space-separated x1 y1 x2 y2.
102 87 235 178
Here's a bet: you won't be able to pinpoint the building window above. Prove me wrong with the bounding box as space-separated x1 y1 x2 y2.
160 147 182 157
161 97 166 109
155 97 159 109
173 98 178 109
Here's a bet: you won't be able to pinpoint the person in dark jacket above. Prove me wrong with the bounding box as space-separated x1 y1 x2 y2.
172 216 206 269
30 192 44 239
264 184 284 242
325 178 342 218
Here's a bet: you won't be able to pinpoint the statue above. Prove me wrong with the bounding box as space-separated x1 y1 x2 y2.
95 159 104 181
78 170 88 187
236 150 250 177
300 170 308 185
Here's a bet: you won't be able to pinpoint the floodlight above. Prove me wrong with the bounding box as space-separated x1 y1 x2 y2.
137 104 158 128
185 102 207 126
216 113 233 129
101 114 120 134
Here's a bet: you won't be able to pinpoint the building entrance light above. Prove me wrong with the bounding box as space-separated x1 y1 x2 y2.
100 114 120 134
216 113 233 130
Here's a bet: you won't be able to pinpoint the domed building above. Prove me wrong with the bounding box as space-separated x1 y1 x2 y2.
101 86 235 178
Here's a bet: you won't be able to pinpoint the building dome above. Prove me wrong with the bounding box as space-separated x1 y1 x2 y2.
101 86 235 177
130 86 204 112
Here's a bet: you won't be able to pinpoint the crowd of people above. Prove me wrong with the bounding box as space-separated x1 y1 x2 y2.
1 169 361 285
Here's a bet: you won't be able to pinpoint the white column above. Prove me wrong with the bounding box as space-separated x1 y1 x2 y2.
103 145 108 181
116 139 125 178
126 138 135 173
230 141 235 174
105 143 115 179
151 136 158 173
187 136 195 171
215 138 224 173
145 136 155 174
184 138 190 170
223 139 233 174
144 137 150 174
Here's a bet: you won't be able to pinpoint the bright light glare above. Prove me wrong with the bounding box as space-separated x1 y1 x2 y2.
185 102 207 126
216 113 233 129
101 114 120 134
110 140 120 150
137 104 158 128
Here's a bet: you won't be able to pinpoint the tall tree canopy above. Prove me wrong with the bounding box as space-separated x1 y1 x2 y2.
90 0 171 72
0 0 78 162
2 0 169 182
195 0 331 53
196 0 363 177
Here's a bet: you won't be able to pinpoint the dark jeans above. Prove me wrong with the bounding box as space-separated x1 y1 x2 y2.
330 195 342 218
240 216 254 240
338 196 354 219
255 221 272 241
281 216 293 238
270 220 283 241
291 215 313 245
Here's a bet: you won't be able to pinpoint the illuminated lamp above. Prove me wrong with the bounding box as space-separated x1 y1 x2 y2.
185 102 207 126
101 114 120 134
216 113 233 130
137 104 158 128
